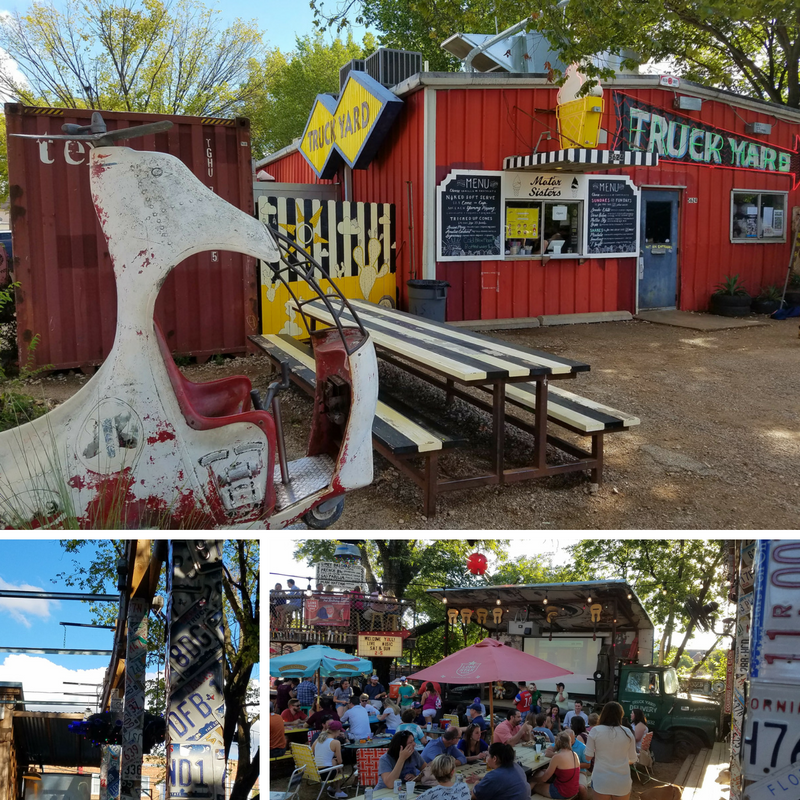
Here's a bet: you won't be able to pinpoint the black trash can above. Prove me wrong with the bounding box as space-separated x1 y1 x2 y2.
407 279 450 322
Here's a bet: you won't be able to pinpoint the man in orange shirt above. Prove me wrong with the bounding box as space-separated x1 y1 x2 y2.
493 709 532 746
270 702 287 757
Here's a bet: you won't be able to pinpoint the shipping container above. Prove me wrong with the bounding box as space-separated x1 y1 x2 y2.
5 104 256 370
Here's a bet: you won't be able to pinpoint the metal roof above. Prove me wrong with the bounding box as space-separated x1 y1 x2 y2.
425 580 654 634
13 712 102 768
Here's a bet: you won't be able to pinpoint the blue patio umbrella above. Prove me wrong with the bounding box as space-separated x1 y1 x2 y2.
269 645 374 679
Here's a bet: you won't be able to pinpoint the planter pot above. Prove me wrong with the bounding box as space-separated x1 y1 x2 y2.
784 290 800 307
709 293 752 317
751 298 781 315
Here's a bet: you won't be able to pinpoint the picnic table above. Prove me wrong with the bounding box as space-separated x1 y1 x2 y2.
300 298 590 488
345 743 552 799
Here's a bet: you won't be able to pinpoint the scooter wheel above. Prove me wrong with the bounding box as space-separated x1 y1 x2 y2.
303 497 345 529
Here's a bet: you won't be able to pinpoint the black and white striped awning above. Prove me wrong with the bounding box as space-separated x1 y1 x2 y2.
503 149 659 171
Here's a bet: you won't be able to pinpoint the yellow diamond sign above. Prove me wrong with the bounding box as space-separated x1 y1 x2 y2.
299 72 403 179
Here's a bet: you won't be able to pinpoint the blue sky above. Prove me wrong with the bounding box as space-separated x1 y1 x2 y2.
0 539 260 716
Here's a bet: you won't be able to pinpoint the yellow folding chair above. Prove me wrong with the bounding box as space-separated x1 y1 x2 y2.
290 742 344 800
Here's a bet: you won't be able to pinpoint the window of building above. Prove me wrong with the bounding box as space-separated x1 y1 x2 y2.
504 201 582 257
731 191 787 241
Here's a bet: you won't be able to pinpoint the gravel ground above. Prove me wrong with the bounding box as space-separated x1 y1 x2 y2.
19 316 800 530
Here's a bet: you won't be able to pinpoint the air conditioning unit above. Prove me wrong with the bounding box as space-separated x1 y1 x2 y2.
339 59 365 91
365 48 423 88
508 621 540 636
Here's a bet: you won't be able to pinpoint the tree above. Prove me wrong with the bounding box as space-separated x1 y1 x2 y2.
0 0 267 115
56 539 260 800
566 539 728 666
247 32 376 158
312 0 800 107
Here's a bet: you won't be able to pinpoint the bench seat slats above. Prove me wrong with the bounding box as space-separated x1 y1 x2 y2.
505 382 640 433
251 334 454 455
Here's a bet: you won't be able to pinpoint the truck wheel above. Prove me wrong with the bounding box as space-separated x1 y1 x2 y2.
303 497 344 529
674 731 705 760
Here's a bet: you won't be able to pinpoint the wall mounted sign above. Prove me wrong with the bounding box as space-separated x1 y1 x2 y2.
586 176 639 256
614 92 800 188
300 71 403 179
313 560 367 590
358 633 404 658
504 172 585 200
437 170 503 260
750 539 800 683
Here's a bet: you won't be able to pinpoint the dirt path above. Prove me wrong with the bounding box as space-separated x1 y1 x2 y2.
22 317 800 530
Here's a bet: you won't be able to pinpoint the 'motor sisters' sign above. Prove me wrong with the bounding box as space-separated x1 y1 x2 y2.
614 93 800 188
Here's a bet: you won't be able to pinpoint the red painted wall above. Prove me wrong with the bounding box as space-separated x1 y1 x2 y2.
266 82 799 321
351 89 426 309
265 149 336 185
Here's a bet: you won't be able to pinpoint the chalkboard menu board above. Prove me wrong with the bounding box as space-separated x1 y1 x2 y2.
587 178 638 256
438 171 502 260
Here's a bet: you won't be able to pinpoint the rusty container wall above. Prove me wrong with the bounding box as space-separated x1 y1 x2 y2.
5 104 257 370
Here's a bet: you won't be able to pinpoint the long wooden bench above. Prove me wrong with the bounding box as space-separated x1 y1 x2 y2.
249 334 466 517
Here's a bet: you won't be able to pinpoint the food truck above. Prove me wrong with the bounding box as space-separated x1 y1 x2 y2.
426 579 721 759
260 54 800 327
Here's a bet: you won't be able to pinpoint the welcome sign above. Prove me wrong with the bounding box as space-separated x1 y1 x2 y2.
613 93 800 188
300 71 403 179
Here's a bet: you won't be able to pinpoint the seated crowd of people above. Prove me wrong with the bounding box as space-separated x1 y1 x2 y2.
271 677 652 800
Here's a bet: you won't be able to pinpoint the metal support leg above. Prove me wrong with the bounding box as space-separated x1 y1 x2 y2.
491 382 506 480
121 600 148 800
166 541 226 800
533 377 548 471
424 452 439 518
591 434 604 484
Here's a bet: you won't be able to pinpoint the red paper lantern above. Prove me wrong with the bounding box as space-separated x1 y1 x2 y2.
467 552 488 575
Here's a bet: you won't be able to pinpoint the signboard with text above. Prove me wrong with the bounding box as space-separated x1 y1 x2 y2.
358 633 404 658
315 561 366 590
614 92 800 188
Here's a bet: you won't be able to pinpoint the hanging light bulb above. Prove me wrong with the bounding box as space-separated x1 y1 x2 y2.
496 598 502 605
587 596 592 603
543 596 548 605
442 596 448 604
627 593 632 599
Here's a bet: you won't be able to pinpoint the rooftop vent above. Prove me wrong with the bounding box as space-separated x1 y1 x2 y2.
365 48 423 88
339 59 365 91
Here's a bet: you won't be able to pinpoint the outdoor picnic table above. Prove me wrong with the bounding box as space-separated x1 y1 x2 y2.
343 737 394 749
299 298 590 487
344 744 551 799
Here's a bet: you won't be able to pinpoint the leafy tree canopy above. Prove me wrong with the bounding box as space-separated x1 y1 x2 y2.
247 32 377 158
0 0 267 115
312 0 800 107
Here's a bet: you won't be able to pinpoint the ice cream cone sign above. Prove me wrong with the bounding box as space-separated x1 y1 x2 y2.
556 64 604 149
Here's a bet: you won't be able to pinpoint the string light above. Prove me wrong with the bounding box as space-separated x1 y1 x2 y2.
587 596 592 603
496 598 502 606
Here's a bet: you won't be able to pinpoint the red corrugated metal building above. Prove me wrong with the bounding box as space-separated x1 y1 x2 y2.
260 73 800 322
5 104 257 370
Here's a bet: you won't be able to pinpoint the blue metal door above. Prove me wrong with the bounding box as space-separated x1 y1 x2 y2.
639 190 679 310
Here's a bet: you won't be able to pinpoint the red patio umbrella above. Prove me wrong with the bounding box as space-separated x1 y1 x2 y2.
407 637 573 734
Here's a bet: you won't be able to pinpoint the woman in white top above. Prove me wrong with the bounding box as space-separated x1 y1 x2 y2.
312 723 347 799
379 700 403 732
631 709 648 751
418 754 471 800
584 702 638 800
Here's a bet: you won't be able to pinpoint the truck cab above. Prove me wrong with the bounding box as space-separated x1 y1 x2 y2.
616 664 720 759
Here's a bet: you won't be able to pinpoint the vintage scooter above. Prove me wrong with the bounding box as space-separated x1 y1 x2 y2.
0 115 378 529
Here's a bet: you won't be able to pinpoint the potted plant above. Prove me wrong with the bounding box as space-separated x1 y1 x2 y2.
709 274 751 317
785 272 800 307
751 284 782 315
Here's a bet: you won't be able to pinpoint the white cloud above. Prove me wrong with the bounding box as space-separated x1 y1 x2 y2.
0 654 105 711
0 577 58 627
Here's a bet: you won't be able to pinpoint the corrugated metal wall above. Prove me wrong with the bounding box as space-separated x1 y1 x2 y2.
264 148 337 185
351 89 426 309
435 86 798 319
261 82 800 322
618 87 797 310
6 105 257 369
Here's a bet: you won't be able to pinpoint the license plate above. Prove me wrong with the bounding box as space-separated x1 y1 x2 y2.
743 679 800 779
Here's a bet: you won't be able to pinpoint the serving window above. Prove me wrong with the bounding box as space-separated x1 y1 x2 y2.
731 191 787 242
504 200 583 257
